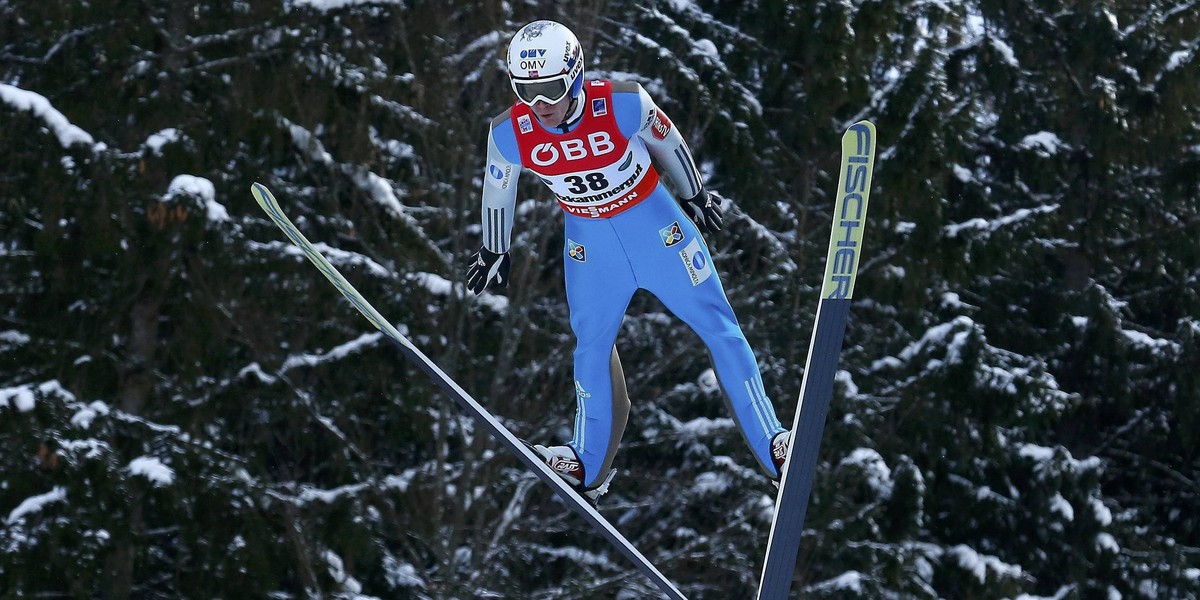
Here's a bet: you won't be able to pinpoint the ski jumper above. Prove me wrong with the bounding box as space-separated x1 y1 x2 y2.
480 80 785 487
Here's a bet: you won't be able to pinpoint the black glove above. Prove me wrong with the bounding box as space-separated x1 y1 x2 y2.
465 247 511 295
681 189 724 234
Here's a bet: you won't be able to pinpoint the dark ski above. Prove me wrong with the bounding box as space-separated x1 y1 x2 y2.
756 121 877 600
251 182 687 600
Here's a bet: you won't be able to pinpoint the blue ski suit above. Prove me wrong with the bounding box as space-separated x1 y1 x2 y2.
479 80 785 487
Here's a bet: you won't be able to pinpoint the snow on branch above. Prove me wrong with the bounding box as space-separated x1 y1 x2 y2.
945 205 1059 239
1 380 76 413
248 239 393 279
838 448 894 499
283 116 419 229
0 83 102 150
413 271 508 313
1164 46 1194 74
287 0 403 12
280 330 385 372
6 487 67 526
1120 328 1182 357
165 174 230 223
947 544 1025 584
128 456 176 487
0 330 31 350
805 571 866 594
1017 443 1104 480
1017 131 1067 157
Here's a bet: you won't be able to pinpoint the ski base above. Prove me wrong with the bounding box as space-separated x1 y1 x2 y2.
756 120 877 600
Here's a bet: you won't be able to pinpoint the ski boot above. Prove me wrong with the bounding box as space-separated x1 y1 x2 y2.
526 442 616 507
769 430 792 488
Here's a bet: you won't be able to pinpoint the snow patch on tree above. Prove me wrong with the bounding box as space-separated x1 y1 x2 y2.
947 544 1024 583
1049 493 1074 521
382 554 425 590
807 570 865 593
1164 48 1193 73
6 487 67 525
144 128 181 154
945 205 1059 239
0 83 101 149
839 448 893 499
1018 443 1103 480
1089 497 1113 526
0 330 31 347
1120 328 1181 357
692 471 731 495
70 400 110 429
1095 532 1120 554
281 331 383 371
677 416 735 437
988 38 1019 68
1018 131 1066 156
289 0 401 12
324 549 374 597
128 456 176 487
2 380 74 412
166 174 228 223
1 385 35 412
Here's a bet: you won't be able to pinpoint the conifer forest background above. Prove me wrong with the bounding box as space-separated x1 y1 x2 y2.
2 0 1198 598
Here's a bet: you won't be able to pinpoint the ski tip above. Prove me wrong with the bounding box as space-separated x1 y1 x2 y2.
250 182 279 211
845 120 876 143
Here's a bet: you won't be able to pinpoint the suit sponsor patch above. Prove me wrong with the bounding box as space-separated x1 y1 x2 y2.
651 109 672 141
486 163 512 189
659 221 684 247
678 238 712 286
568 239 587 262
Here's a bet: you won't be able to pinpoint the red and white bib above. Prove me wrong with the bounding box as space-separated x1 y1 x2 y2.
511 80 659 218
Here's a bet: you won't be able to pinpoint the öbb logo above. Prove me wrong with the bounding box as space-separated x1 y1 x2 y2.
531 132 615 166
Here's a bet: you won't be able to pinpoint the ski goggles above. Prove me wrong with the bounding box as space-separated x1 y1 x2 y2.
511 73 572 106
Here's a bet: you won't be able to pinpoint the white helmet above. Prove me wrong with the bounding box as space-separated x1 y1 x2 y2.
506 20 585 106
